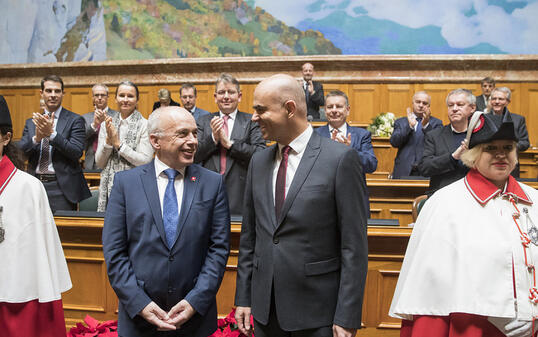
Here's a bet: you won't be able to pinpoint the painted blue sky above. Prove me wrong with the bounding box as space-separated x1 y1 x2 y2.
252 0 538 54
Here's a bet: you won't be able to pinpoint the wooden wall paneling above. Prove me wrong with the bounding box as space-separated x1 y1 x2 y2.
382 84 414 118
238 84 255 114
136 86 156 118
195 84 216 113
66 88 93 115
349 84 382 125
1 89 38 139
523 83 538 147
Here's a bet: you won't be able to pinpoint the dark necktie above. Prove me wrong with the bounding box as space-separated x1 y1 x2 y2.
219 115 229 175
163 168 180 248
92 122 100 152
39 137 50 173
275 146 291 219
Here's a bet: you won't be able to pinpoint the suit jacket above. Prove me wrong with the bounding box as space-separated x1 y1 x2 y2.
102 162 230 337
152 98 181 112
19 107 91 203
390 116 443 178
235 132 368 331
475 95 487 112
304 81 324 120
194 111 266 216
82 108 118 170
191 106 210 122
419 125 470 196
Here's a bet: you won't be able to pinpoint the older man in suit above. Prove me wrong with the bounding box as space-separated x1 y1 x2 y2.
103 106 230 337
302 62 325 120
488 86 529 177
19 75 91 211
195 73 266 216
82 83 118 169
390 91 443 178
475 77 495 112
419 89 475 196
235 74 368 337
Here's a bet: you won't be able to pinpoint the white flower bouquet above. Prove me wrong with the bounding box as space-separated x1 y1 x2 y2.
367 112 395 137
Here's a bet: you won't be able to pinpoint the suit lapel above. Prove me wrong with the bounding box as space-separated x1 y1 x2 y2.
55 108 68 139
440 125 453 151
140 161 168 247
262 145 279 229
172 165 199 249
210 112 221 171
276 132 320 229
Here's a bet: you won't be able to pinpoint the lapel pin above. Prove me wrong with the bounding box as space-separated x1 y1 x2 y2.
191 176 196 182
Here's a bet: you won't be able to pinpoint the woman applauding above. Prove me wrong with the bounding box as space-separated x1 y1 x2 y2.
95 81 153 211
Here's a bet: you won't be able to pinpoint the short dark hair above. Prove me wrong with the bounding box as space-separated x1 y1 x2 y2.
325 90 349 106
180 83 197 97
215 73 240 92
0 126 24 170
116 80 139 99
481 77 495 86
41 75 64 91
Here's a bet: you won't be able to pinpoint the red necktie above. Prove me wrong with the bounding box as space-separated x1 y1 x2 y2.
219 115 229 175
275 145 291 219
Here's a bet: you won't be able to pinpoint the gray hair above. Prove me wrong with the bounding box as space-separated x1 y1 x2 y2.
446 88 476 105
412 91 431 104
147 109 164 137
325 90 349 106
92 83 109 94
215 73 240 92
491 87 511 101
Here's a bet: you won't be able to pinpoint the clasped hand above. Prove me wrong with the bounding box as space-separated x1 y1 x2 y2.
140 300 195 331
32 112 54 142
104 116 120 149
210 116 232 149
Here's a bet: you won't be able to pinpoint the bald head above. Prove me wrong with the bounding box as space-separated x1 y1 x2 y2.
148 106 198 170
252 74 309 145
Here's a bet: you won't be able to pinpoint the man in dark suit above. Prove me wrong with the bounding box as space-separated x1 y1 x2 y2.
235 74 368 337
302 62 325 120
195 73 266 216
316 90 377 216
390 91 443 178
82 83 118 169
102 106 230 337
19 75 91 211
419 89 475 196
475 77 495 112
489 86 529 177
179 83 210 122
152 88 181 111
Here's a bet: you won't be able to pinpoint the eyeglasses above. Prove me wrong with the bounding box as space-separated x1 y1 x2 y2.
93 94 108 98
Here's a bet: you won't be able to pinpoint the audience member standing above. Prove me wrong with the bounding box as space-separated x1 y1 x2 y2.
19 75 91 211
0 96 72 337
179 83 210 121
152 88 180 111
301 62 325 120
95 81 153 212
235 74 368 337
390 91 443 178
82 84 118 170
195 73 266 216
475 77 495 112
419 89 475 196
488 86 530 177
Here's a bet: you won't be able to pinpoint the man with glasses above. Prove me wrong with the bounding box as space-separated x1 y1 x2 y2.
195 73 266 216
82 83 118 169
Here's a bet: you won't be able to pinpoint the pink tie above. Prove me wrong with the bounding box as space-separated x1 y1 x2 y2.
275 146 291 218
219 115 229 175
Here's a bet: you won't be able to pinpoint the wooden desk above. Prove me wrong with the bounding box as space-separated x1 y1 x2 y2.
56 215 409 336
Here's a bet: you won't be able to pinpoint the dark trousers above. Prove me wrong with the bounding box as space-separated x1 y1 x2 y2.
42 180 76 212
253 288 332 337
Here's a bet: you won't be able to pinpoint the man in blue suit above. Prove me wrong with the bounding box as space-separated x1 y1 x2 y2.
390 91 443 178
103 106 230 337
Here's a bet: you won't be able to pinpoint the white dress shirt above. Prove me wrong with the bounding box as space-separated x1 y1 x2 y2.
212 109 237 144
272 126 313 203
154 156 185 217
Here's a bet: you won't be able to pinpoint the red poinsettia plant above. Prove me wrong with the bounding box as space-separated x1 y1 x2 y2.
209 308 254 337
67 315 118 337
